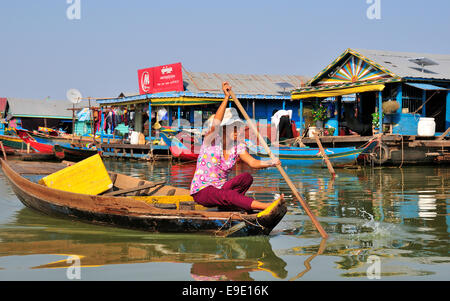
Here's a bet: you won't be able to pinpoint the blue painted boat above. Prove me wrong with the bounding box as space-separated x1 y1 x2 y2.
248 139 378 167
27 130 96 147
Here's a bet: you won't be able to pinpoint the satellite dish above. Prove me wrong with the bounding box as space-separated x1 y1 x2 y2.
408 57 439 73
275 82 295 96
66 89 83 104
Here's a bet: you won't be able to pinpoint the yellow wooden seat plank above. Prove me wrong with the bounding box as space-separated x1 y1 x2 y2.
132 195 208 211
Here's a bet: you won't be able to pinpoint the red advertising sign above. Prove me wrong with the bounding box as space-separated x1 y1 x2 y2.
138 62 184 94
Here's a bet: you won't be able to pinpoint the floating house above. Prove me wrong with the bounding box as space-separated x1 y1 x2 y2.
0 97 99 136
2 97 74 132
292 48 450 136
95 70 308 160
292 48 450 164
97 71 309 138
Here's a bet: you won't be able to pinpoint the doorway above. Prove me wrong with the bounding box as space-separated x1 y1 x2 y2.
425 91 446 133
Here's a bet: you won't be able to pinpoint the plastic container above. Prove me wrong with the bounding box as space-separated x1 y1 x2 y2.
308 126 317 137
130 131 140 144
417 117 436 137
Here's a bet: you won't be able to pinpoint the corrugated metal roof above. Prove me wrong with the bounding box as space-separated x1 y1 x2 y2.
353 49 450 81
6 98 98 119
182 71 308 95
118 92 137 98
97 71 309 105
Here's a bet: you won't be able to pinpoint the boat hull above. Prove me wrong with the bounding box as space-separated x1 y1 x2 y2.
54 144 100 162
16 152 59 161
0 135 26 150
250 145 363 167
160 132 200 161
16 129 55 153
1 160 286 236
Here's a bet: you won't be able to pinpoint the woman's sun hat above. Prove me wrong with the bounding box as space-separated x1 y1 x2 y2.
220 107 244 127
202 108 244 135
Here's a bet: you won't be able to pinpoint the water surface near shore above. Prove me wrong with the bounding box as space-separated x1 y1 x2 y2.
0 159 448 281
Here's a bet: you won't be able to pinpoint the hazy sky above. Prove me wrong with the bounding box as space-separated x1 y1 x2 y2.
1 0 449 101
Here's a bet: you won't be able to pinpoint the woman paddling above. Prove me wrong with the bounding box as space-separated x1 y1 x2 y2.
190 82 283 211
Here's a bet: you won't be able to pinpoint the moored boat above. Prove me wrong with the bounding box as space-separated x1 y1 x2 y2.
248 139 378 167
0 157 287 237
14 152 60 162
0 134 26 150
16 129 55 154
28 130 119 147
160 131 199 161
53 144 101 162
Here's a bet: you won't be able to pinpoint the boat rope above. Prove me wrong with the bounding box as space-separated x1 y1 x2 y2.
359 133 382 150
214 212 264 236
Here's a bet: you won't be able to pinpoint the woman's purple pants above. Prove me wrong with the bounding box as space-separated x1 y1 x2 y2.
192 173 254 211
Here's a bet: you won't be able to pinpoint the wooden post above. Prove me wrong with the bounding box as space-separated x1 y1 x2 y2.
299 99 304 135
422 90 427 116
88 97 95 144
252 100 256 119
100 106 104 144
72 103 76 143
177 106 181 129
446 91 450 130
229 90 328 239
148 101 152 143
378 91 383 131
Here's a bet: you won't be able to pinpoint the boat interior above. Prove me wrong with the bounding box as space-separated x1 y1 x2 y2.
7 160 215 212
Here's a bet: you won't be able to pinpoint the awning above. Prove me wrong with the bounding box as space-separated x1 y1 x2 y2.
291 84 385 100
150 97 222 106
405 83 449 91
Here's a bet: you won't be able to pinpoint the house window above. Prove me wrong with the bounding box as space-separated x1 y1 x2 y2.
402 84 423 114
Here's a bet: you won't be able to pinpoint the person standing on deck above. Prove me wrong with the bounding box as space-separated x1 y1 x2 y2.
190 82 283 211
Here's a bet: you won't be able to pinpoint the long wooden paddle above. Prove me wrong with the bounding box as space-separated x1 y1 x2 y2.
0 142 7 161
312 132 336 178
229 90 328 239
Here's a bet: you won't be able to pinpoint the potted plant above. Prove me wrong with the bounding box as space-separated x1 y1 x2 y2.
312 104 327 128
324 127 335 136
372 112 384 134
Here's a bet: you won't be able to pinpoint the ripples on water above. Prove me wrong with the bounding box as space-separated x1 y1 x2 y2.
0 159 448 280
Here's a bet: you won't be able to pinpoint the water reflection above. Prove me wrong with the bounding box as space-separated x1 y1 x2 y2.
0 207 289 280
289 238 327 281
0 158 448 280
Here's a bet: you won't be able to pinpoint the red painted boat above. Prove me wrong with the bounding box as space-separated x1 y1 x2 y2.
160 131 199 161
16 129 56 154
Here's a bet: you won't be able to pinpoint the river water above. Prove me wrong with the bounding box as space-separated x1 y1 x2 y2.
0 159 448 281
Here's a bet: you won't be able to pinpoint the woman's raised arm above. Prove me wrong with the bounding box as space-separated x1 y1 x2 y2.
203 82 232 142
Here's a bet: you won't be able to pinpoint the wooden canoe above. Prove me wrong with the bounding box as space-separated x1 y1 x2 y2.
0 159 287 237
14 152 60 161
53 144 100 162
